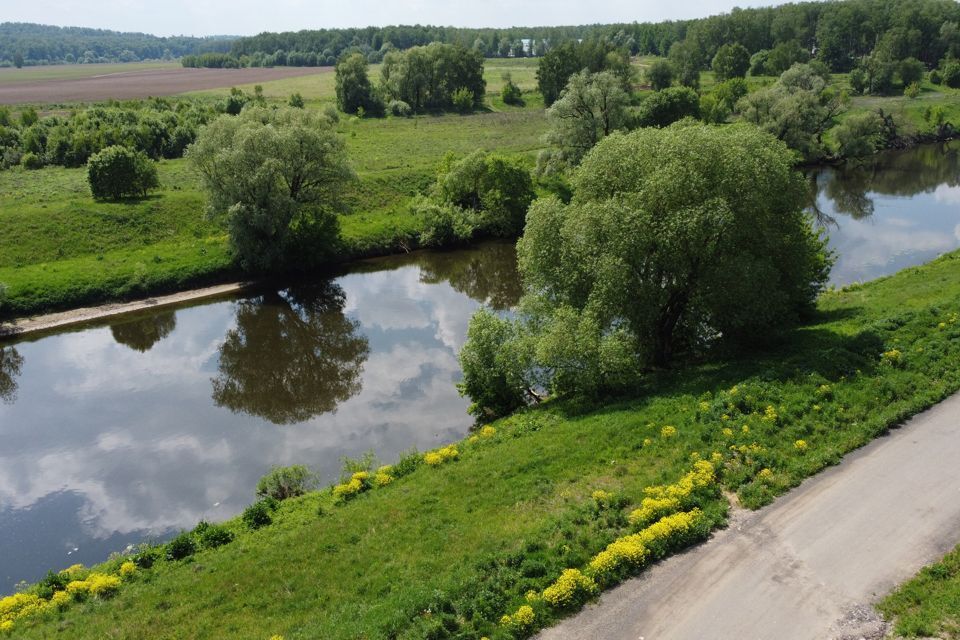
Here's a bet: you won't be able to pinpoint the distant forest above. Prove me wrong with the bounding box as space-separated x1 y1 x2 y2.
181 0 959 72
0 23 234 67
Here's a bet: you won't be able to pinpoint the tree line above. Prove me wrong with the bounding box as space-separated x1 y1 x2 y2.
0 22 233 68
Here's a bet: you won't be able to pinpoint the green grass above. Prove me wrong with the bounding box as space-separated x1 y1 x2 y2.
880 544 960 638
9 249 960 639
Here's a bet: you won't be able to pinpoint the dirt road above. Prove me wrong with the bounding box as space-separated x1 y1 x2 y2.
540 393 960 640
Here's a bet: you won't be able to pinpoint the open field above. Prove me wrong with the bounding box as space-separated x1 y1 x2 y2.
9 248 960 639
0 65 331 104
0 62 180 84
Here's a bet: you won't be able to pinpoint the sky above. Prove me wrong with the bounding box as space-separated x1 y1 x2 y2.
3 0 802 37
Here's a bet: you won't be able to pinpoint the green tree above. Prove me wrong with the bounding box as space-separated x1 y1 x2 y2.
335 53 382 115
500 73 524 105
668 39 702 88
536 40 631 106
636 86 700 127
765 40 810 75
738 63 847 160
832 111 884 158
188 107 353 272
434 150 535 238
288 92 305 108
645 59 674 90
87 145 159 200
13 52 23 68
459 123 831 410
539 70 631 173
712 43 751 80
457 308 531 420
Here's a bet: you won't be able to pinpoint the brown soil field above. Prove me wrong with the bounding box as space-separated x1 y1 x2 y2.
0 66 332 105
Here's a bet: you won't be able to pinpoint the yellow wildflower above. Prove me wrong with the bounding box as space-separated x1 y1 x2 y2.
480 425 496 438
722 428 733 437
660 426 677 439
794 439 808 452
643 438 652 447
424 445 459 466
119 561 136 579
758 468 773 481
741 425 750 434
374 472 393 487
542 569 597 609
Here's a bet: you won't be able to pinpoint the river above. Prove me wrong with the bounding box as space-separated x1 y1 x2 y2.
0 141 958 591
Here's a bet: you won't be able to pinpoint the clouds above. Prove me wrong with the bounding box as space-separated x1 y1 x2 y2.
4 0 806 37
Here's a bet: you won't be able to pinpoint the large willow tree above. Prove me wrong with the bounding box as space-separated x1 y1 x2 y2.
459 122 832 420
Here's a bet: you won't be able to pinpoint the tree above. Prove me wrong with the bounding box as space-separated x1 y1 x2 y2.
536 40 631 106
188 107 353 272
738 63 847 160
457 308 531 420
712 43 751 80
13 52 23 69
668 39 702 88
458 123 831 413
943 61 960 89
645 59 674 90
288 92 305 108
832 111 884 159
335 53 382 115
500 72 524 105
540 70 631 173
212 284 369 425
636 86 700 127
765 40 810 75
87 146 159 200
434 150 535 238
380 43 485 113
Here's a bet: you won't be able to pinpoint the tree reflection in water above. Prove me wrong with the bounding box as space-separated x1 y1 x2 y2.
809 140 960 223
0 346 24 404
211 282 370 425
416 241 523 310
110 311 177 353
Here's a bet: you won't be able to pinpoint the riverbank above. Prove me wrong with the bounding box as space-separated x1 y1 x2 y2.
0 281 250 339
8 245 960 639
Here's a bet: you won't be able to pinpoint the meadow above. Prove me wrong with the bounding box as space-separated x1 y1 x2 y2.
881 543 960 638
6 244 960 639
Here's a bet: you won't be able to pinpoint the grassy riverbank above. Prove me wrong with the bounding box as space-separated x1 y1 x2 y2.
880 544 960 637
6 247 960 638
2 57 960 320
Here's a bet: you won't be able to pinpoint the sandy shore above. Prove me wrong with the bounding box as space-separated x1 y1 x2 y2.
0 282 252 339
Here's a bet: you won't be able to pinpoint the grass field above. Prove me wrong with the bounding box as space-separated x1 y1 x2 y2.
0 105 549 316
7 247 960 639
881 543 960 637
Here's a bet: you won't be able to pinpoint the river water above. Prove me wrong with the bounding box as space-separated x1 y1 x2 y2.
0 142 958 591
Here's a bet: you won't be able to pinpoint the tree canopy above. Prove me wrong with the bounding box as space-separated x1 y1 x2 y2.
459 123 831 417
188 107 353 272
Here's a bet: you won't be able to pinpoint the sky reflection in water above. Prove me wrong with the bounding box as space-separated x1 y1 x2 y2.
0 242 520 590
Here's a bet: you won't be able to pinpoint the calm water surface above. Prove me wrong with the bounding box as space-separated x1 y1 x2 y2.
1 142 958 591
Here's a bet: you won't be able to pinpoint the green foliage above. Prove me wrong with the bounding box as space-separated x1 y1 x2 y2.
335 53 383 116
165 531 198 561
904 82 921 99
387 99 412 117
645 59 675 90
451 87 475 114
942 61 960 88
19 152 42 170
19 108 38 128
86 146 159 201
540 70 631 173
434 150 535 238
288 92 305 109
536 40 631 106
188 107 352 272
669 39 703 89
242 498 277 530
460 123 831 408
194 521 235 549
833 111 884 158
712 43 751 80
415 198 474 248
380 43 485 113
256 465 316 501
764 40 810 75
636 86 700 127
739 63 848 160
458 308 529 420
500 73 524 106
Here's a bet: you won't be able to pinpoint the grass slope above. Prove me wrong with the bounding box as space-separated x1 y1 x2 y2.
9 250 960 639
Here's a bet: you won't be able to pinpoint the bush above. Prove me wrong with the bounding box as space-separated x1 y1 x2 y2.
194 521 235 549
87 145 159 200
392 449 423 478
256 465 315 500
20 151 42 170
387 99 412 117
242 498 277 529
833 111 884 158
434 150 535 238
323 104 340 122
132 545 160 569
165 531 197 561
635 87 700 127
500 74 524 106
712 43 750 81
288 92 305 108
416 198 475 248
904 82 921 98
930 69 943 85
452 87 475 114
942 61 960 89
645 59 674 91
